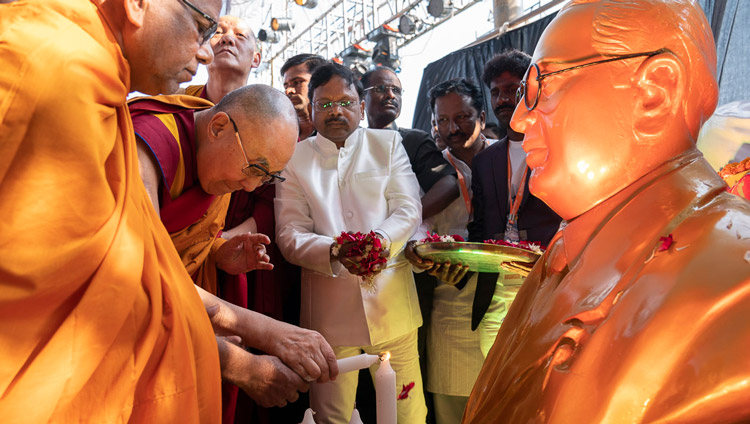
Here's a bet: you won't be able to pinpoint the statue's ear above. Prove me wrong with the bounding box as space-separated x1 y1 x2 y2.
123 0 149 28
633 54 684 139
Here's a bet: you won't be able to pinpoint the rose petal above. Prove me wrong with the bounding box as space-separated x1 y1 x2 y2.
657 234 674 252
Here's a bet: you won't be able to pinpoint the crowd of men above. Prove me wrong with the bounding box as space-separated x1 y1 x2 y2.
1 0 747 423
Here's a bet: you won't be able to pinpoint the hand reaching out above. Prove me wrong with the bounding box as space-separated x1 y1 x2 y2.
267 324 339 384
216 232 273 275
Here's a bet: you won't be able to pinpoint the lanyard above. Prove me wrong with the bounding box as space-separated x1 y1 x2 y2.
445 136 489 215
507 142 529 225
445 151 473 215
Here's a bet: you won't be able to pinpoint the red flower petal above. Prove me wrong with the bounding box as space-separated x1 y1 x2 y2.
657 234 674 252
397 382 415 400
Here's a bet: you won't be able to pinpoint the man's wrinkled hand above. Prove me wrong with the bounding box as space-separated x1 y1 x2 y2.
216 232 273 275
428 261 470 285
405 240 433 270
240 355 309 408
269 325 339 384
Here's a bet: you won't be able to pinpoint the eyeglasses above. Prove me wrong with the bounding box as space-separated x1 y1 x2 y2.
227 114 286 185
313 99 360 112
364 85 403 96
517 48 671 111
179 0 219 45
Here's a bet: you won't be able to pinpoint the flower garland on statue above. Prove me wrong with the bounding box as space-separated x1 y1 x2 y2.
332 231 388 291
483 239 545 255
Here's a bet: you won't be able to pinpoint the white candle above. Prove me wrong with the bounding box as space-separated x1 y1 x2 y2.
348 403 364 424
300 408 316 424
375 352 397 424
337 353 379 374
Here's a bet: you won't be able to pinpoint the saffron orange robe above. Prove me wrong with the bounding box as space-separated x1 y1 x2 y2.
0 1 221 422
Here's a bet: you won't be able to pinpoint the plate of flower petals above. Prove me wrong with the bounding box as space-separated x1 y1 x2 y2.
414 234 543 273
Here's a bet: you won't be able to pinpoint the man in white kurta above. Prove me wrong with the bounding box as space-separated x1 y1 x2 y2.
275 63 426 423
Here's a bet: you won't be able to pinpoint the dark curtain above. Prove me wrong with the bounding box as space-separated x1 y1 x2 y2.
412 0 748 131
411 14 555 132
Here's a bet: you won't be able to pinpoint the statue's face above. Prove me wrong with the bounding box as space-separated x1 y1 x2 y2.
511 4 642 220
511 0 719 221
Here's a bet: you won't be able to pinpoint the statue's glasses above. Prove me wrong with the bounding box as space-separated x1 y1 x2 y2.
227 115 286 185
517 48 671 111
180 0 219 45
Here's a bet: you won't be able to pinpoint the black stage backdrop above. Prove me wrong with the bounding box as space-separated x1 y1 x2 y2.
411 0 748 132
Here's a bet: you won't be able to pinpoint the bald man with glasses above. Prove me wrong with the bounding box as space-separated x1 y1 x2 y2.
130 85 339 412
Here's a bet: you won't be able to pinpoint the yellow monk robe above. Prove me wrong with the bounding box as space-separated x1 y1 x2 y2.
184 84 210 100
0 1 221 422
129 95 232 296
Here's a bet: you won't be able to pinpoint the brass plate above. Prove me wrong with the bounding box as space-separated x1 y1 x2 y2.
414 242 541 273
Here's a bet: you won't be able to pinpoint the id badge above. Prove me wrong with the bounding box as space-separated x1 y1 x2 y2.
504 214 520 242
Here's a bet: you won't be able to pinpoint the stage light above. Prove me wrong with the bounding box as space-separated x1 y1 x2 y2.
368 25 402 70
257 28 281 43
341 45 371 77
294 0 318 8
398 15 422 34
427 0 452 17
271 17 295 32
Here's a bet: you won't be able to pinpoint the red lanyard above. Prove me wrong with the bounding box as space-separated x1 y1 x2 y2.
507 142 528 225
445 136 489 215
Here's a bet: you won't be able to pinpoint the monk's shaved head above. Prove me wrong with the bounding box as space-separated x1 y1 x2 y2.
215 84 297 126
195 84 299 195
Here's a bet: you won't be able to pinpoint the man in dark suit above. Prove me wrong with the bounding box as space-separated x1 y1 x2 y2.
467 49 562 332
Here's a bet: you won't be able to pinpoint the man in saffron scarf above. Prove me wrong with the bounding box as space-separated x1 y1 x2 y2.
0 0 224 422
0 0 336 422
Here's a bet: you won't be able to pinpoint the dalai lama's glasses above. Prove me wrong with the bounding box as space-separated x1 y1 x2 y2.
227 115 286 185
517 48 671 111
180 0 219 45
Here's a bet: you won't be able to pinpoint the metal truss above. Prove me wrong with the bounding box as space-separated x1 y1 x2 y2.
235 0 486 84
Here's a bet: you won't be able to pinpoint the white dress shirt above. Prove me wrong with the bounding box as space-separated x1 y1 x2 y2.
275 127 423 347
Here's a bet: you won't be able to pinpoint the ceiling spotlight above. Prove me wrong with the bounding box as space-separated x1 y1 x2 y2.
294 0 318 8
271 17 295 32
341 45 371 77
257 28 281 43
398 15 422 34
368 26 402 70
427 0 452 18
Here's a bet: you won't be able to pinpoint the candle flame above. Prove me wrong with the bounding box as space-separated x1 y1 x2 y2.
379 351 391 361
